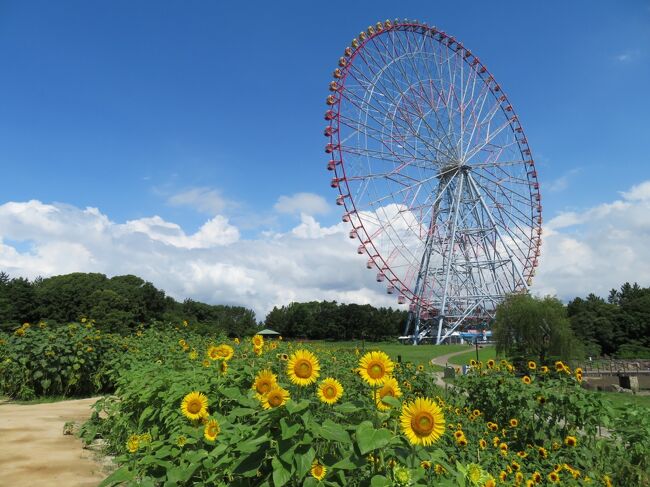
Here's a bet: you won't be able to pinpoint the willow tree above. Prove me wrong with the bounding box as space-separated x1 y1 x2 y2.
493 293 583 364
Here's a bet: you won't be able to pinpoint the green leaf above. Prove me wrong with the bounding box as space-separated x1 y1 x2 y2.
285 399 310 414
272 457 292 487
280 418 301 440
318 419 351 443
294 446 315 478
355 421 392 455
370 475 390 486
331 457 358 470
98 466 135 487
381 395 401 408
334 402 360 414
237 434 269 453
232 446 267 477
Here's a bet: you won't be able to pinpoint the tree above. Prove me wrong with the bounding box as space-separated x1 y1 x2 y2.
493 294 583 363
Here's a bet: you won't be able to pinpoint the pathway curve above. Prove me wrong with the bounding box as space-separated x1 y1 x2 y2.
0 397 108 486
429 347 475 388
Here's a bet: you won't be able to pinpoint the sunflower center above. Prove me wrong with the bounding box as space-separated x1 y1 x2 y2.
323 386 336 398
295 359 313 378
187 399 202 414
368 362 384 379
411 411 435 436
313 465 323 476
258 381 272 394
268 392 282 407
207 424 217 436
381 388 394 399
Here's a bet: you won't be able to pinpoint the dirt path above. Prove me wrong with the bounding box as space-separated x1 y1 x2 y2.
430 347 475 388
0 397 108 486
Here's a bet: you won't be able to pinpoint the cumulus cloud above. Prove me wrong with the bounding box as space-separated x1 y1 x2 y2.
0 200 395 319
532 180 650 299
274 192 330 216
167 187 229 214
2 179 650 320
546 168 580 193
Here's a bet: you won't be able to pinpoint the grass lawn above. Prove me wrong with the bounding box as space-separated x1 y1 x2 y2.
312 340 472 368
596 391 650 414
447 345 497 366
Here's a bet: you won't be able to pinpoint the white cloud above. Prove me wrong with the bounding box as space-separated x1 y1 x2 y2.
615 49 642 63
3 179 650 321
167 187 229 214
532 180 650 299
546 168 580 193
274 192 330 216
0 200 396 319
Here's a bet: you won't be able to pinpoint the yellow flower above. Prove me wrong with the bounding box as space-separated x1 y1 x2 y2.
358 350 394 386
201 359 210 368
311 460 326 480
541 365 549 373
203 418 220 442
262 386 290 409
509 418 518 428
532 471 542 484
499 442 508 455
375 377 402 410
220 360 228 374
484 478 496 487
252 334 264 348
499 471 507 481
280 353 289 361
189 349 198 360
287 349 320 386
548 471 560 483
434 464 446 475
487 359 496 368
575 367 583 382
233 337 240 344
417 364 424 372
176 435 187 447
317 377 344 405
252 369 278 399
420 460 432 470
457 435 468 447
528 360 536 370
602 475 613 487
564 435 577 447
400 397 445 446
555 361 565 371
479 439 487 449
253 345 263 356
126 434 139 453
538 446 548 458
180 391 209 420
522 375 532 384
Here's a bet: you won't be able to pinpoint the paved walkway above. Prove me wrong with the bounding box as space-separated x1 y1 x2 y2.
0 397 107 486
430 348 473 388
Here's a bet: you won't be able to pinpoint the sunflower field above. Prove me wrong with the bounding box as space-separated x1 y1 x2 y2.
2 323 649 486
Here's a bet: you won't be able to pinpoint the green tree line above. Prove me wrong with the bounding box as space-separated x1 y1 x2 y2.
0 271 256 336
264 301 407 341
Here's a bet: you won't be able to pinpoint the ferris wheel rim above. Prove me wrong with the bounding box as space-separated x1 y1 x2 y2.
325 20 542 314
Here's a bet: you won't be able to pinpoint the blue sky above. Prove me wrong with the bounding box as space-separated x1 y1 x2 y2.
1 1 649 317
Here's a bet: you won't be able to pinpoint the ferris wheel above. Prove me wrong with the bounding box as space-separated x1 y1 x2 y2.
324 20 542 344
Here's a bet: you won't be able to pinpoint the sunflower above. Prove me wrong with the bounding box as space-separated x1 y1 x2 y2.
487 422 498 432
417 364 424 372
509 418 518 428
252 369 278 399
472 409 481 417
201 359 210 368
564 435 577 447
287 349 320 386
203 418 220 442
457 436 468 447
253 345 263 356
522 375 532 384
575 367 583 382
479 439 487 449
311 460 326 480
400 397 445 446
603 475 613 487
487 359 495 369
506 364 514 373
537 395 546 404
484 478 496 487
499 471 507 482
188 349 198 360
515 472 523 484
499 443 508 454
528 360 537 370
262 386 290 409
541 365 549 373
548 471 560 483
220 360 228 374
538 446 548 458
434 464 446 475
525 481 534 487
375 377 402 410
280 353 289 361
207 345 221 361
233 337 240 344
532 471 542 484
126 434 139 453
215 344 235 360
517 451 528 459
421 460 432 470
252 334 264 348
176 435 187 447
181 391 209 420
358 350 394 386
317 377 344 405
554 360 565 371
465 463 489 485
